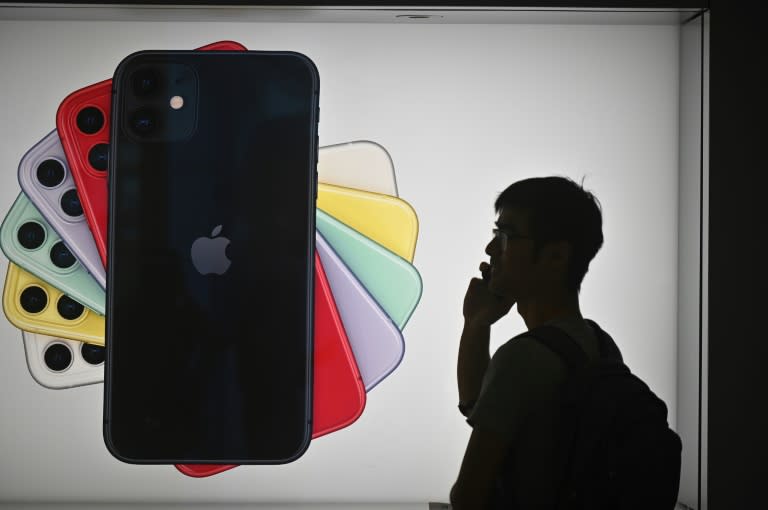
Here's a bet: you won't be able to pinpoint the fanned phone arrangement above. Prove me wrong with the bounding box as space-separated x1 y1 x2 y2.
1 39 422 472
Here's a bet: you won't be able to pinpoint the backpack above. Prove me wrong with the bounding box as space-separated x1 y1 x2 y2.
492 319 683 510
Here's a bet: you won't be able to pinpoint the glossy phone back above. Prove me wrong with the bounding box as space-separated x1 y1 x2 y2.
56 40 247 265
317 140 398 196
22 331 104 389
17 129 106 288
317 182 418 262
2 263 104 346
316 232 404 391
0 192 105 314
105 49 318 464
175 141 398 478
316 209 422 329
175 252 366 477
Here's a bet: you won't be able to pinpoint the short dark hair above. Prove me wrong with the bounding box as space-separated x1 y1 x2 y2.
494 175 604 293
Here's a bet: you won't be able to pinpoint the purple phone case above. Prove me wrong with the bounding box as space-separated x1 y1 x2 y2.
17 130 106 289
316 231 404 391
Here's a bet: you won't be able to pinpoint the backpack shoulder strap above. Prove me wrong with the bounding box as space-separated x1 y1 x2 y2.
521 324 592 509
584 319 624 363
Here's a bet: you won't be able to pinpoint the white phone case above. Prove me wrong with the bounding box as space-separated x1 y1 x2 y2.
22 331 103 389
318 140 398 196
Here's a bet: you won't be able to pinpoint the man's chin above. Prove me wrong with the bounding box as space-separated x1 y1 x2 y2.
487 278 506 299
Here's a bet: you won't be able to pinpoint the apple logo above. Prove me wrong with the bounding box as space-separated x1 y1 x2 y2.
190 225 231 275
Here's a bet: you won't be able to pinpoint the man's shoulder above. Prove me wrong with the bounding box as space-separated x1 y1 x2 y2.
491 333 567 375
498 316 605 364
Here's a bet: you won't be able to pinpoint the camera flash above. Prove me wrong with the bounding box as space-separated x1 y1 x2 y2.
169 95 184 110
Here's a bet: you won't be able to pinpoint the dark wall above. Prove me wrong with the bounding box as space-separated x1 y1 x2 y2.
708 1 765 508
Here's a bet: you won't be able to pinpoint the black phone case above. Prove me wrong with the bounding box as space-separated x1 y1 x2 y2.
104 50 319 464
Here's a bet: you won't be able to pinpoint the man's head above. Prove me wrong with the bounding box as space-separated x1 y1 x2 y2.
485 176 603 302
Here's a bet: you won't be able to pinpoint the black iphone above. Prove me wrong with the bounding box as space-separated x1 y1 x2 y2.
104 49 319 464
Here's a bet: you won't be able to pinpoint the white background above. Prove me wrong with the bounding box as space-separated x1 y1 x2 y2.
0 15 681 504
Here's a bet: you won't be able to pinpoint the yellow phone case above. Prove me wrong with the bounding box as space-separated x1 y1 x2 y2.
2 263 104 346
317 182 419 262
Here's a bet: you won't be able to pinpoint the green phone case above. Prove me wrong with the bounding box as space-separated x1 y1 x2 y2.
0 192 105 315
316 209 422 329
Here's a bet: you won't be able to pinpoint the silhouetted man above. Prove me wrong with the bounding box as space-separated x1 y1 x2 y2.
450 176 607 509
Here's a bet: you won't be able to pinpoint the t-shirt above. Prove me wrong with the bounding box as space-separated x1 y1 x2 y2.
467 315 601 510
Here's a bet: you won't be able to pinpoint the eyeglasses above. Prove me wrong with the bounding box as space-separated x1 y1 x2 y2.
492 228 533 251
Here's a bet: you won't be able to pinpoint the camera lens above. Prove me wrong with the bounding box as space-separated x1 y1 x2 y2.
130 109 158 135
17 222 45 250
60 189 83 217
36 159 66 188
88 143 109 171
50 241 76 269
20 286 47 313
76 106 104 135
57 295 84 321
132 69 160 96
44 343 73 372
81 343 105 365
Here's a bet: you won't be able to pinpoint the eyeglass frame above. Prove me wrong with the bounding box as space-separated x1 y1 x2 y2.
492 227 535 251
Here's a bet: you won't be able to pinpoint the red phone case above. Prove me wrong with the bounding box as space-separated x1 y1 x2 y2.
55 40 248 267
175 253 366 477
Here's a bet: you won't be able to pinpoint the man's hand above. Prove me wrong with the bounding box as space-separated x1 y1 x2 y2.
463 261 514 327
458 261 515 405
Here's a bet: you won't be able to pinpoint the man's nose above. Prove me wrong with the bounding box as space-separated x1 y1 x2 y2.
485 237 498 256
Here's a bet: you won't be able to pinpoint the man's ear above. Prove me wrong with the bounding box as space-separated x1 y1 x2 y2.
546 241 572 268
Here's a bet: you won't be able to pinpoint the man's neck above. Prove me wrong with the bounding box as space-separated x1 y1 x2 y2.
517 291 582 330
